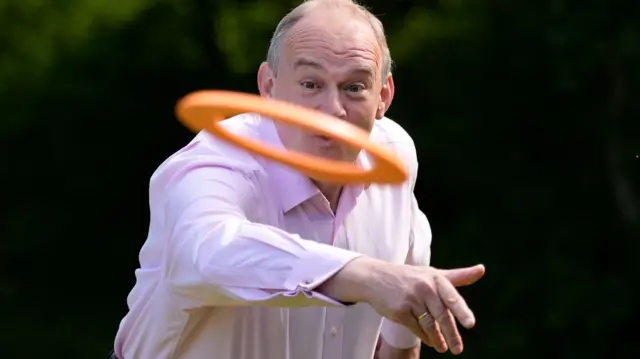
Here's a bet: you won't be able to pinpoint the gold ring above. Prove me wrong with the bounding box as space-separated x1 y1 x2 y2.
417 312 431 321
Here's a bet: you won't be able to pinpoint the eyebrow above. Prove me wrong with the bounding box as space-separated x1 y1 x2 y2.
292 57 375 77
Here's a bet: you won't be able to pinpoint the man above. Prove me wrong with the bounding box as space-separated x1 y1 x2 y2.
111 1 485 358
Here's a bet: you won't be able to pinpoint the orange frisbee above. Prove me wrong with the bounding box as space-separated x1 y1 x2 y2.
175 90 407 184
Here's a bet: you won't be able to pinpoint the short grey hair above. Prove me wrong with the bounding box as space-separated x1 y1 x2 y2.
266 0 393 82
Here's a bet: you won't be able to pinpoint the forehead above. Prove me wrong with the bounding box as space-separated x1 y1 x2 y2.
282 12 381 74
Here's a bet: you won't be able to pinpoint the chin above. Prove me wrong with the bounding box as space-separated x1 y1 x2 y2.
316 148 359 163
302 146 343 161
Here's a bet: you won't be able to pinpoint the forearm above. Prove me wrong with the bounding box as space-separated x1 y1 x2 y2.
316 256 391 302
166 215 365 307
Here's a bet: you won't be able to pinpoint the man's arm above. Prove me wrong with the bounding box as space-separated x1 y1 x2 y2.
158 152 371 309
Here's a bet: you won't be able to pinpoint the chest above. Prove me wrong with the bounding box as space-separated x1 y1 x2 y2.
271 185 412 264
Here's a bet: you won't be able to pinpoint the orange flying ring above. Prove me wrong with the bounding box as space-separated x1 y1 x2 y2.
175 90 408 184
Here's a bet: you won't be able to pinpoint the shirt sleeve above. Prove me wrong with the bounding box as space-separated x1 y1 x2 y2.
404 194 433 267
155 150 362 309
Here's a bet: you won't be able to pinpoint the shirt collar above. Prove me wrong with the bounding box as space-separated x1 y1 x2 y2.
257 117 371 213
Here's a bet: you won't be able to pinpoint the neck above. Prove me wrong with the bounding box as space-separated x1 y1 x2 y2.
314 181 343 212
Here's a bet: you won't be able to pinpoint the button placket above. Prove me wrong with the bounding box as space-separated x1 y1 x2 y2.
322 307 346 359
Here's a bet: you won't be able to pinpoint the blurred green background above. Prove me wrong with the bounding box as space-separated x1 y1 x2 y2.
1 0 638 358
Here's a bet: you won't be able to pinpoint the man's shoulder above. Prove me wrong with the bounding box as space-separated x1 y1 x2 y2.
151 113 266 184
371 116 419 183
371 116 416 148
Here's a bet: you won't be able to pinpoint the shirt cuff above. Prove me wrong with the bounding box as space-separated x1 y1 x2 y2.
380 319 420 349
284 239 362 292
221 286 353 307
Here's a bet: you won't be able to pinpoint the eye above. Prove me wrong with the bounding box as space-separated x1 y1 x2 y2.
300 81 319 90
345 83 365 93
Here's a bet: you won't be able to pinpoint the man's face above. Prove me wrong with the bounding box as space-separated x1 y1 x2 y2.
258 11 394 163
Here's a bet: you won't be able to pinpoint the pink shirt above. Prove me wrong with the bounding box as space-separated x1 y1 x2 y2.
114 113 432 359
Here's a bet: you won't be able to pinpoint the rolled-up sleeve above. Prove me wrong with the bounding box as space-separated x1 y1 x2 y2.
156 150 362 309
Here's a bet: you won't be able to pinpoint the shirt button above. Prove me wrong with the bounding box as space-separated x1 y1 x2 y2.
330 327 338 336
304 279 312 285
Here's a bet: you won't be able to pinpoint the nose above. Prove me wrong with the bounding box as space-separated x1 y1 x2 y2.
317 88 347 120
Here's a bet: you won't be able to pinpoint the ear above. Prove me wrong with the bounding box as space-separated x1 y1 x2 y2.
257 62 275 98
376 73 395 119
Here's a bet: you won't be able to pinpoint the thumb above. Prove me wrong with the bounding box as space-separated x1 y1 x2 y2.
438 264 486 287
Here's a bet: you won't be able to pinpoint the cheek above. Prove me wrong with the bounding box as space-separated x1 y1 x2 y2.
273 84 315 108
288 124 313 143
345 102 377 131
275 123 307 150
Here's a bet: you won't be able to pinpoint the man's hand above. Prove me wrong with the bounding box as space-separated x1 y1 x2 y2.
374 336 420 359
317 257 485 355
